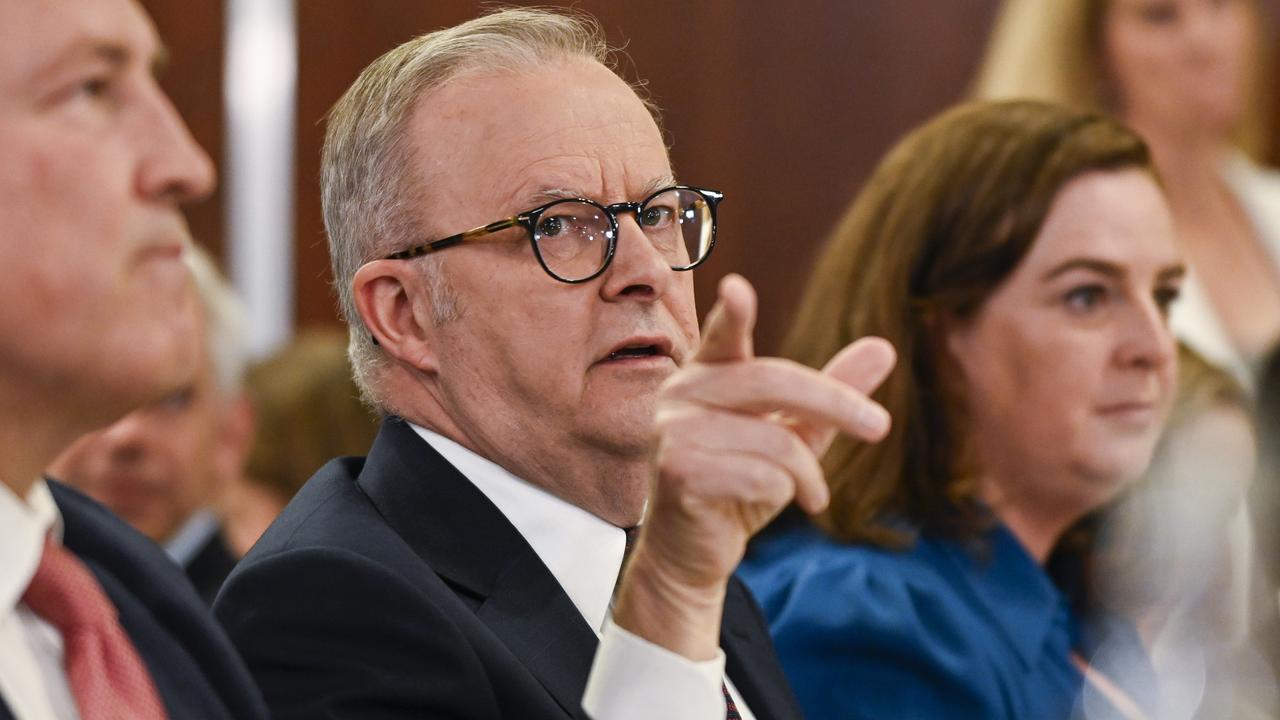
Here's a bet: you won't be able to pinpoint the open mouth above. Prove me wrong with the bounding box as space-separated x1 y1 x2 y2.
607 345 660 361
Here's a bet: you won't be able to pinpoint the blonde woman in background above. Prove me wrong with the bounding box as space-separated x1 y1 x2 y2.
974 0 1279 387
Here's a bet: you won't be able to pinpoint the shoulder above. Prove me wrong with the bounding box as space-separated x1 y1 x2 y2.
213 465 500 719
48 481 269 720
51 479 216 617
740 527 958 626
1223 151 1280 255
738 529 1000 719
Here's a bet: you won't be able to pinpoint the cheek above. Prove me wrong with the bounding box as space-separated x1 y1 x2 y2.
1103 22 1175 98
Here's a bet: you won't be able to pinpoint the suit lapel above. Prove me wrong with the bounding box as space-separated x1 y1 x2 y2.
0 696 14 720
357 419 598 718
721 578 804 720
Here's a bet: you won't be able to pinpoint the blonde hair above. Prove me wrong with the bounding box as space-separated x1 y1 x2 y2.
973 0 1273 160
184 244 248 395
321 8 618 412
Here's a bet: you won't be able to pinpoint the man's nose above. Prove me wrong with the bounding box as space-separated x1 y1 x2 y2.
135 83 217 205
598 213 671 301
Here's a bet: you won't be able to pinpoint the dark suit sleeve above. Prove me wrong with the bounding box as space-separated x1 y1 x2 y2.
214 546 500 719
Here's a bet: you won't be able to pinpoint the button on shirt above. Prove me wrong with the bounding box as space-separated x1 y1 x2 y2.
0 480 80 720
409 424 754 720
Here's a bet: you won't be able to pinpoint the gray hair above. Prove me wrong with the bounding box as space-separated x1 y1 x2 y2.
184 244 249 395
321 7 620 412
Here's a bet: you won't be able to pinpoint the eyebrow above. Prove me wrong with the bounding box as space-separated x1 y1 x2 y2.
30 36 165 91
639 174 678 197
1042 257 1187 283
521 175 678 208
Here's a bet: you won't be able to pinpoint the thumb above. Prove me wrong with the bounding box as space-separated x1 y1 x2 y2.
693 274 757 364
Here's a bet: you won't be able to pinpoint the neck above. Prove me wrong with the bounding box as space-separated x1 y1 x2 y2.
0 406 75 501
1123 113 1229 204
0 369 130 501
977 475 1081 564
397 380 648 528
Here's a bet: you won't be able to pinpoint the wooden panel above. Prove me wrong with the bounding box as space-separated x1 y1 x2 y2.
290 1 1001 352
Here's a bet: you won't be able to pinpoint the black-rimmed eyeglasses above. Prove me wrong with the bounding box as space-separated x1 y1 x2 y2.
383 185 724 283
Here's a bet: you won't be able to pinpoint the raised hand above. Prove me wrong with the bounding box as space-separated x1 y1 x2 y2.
613 274 896 661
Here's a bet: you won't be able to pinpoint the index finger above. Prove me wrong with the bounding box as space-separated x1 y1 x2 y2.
693 274 756 364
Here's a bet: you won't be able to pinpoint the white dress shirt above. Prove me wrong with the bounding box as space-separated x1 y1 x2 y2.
1172 150 1280 390
409 424 755 720
0 480 80 720
163 509 220 569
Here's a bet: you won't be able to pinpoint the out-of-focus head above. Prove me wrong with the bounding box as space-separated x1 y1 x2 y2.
974 0 1270 157
322 9 700 525
787 100 1182 546
0 0 216 437
1103 0 1256 141
48 246 253 543
243 329 378 505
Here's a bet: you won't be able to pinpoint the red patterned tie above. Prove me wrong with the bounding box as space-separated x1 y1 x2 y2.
21 536 168 720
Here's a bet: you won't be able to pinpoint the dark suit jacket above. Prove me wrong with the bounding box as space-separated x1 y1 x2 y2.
185 528 237 606
215 418 803 719
0 481 268 720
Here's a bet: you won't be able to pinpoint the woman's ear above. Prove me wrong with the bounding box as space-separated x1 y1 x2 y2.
351 259 440 374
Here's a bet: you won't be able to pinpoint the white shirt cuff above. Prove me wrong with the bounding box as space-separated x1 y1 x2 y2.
582 616 726 720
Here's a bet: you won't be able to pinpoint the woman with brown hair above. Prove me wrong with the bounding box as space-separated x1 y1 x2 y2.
738 99 1184 719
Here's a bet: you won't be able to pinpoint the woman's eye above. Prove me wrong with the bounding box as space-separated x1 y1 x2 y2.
1154 285 1182 315
158 385 195 412
1137 1 1179 24
1065 285 1108 313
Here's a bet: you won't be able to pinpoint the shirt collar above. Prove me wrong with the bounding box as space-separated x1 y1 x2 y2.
934 522 1073 670
0 479 62 617
163 509 220 567
407 423 626 633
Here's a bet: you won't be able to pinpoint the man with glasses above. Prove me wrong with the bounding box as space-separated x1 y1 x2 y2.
0 1 267 718
215 8 893 719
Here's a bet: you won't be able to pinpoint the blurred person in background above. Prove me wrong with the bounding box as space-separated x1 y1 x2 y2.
974 0 1278 386
1071 344 1277 718
48 245 254 605
739 100 1181 719
0 0 266 717
221 329 379 557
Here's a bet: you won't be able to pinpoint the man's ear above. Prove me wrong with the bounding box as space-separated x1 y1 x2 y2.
352 259 440 374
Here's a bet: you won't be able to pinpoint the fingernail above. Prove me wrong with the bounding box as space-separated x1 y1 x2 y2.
860 405 890 438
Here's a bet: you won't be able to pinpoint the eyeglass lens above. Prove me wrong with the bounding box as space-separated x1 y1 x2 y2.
532 188 713 282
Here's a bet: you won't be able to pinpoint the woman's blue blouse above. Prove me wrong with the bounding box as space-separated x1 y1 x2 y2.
738 525 1154 719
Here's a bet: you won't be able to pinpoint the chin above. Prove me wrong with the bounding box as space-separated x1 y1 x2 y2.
1077 447 1156 500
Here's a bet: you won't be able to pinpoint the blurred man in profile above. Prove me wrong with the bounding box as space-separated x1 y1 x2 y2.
49 247 255 605
0 1 266 718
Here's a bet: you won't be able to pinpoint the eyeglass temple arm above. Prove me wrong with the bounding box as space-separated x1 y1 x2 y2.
385 217 523 261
